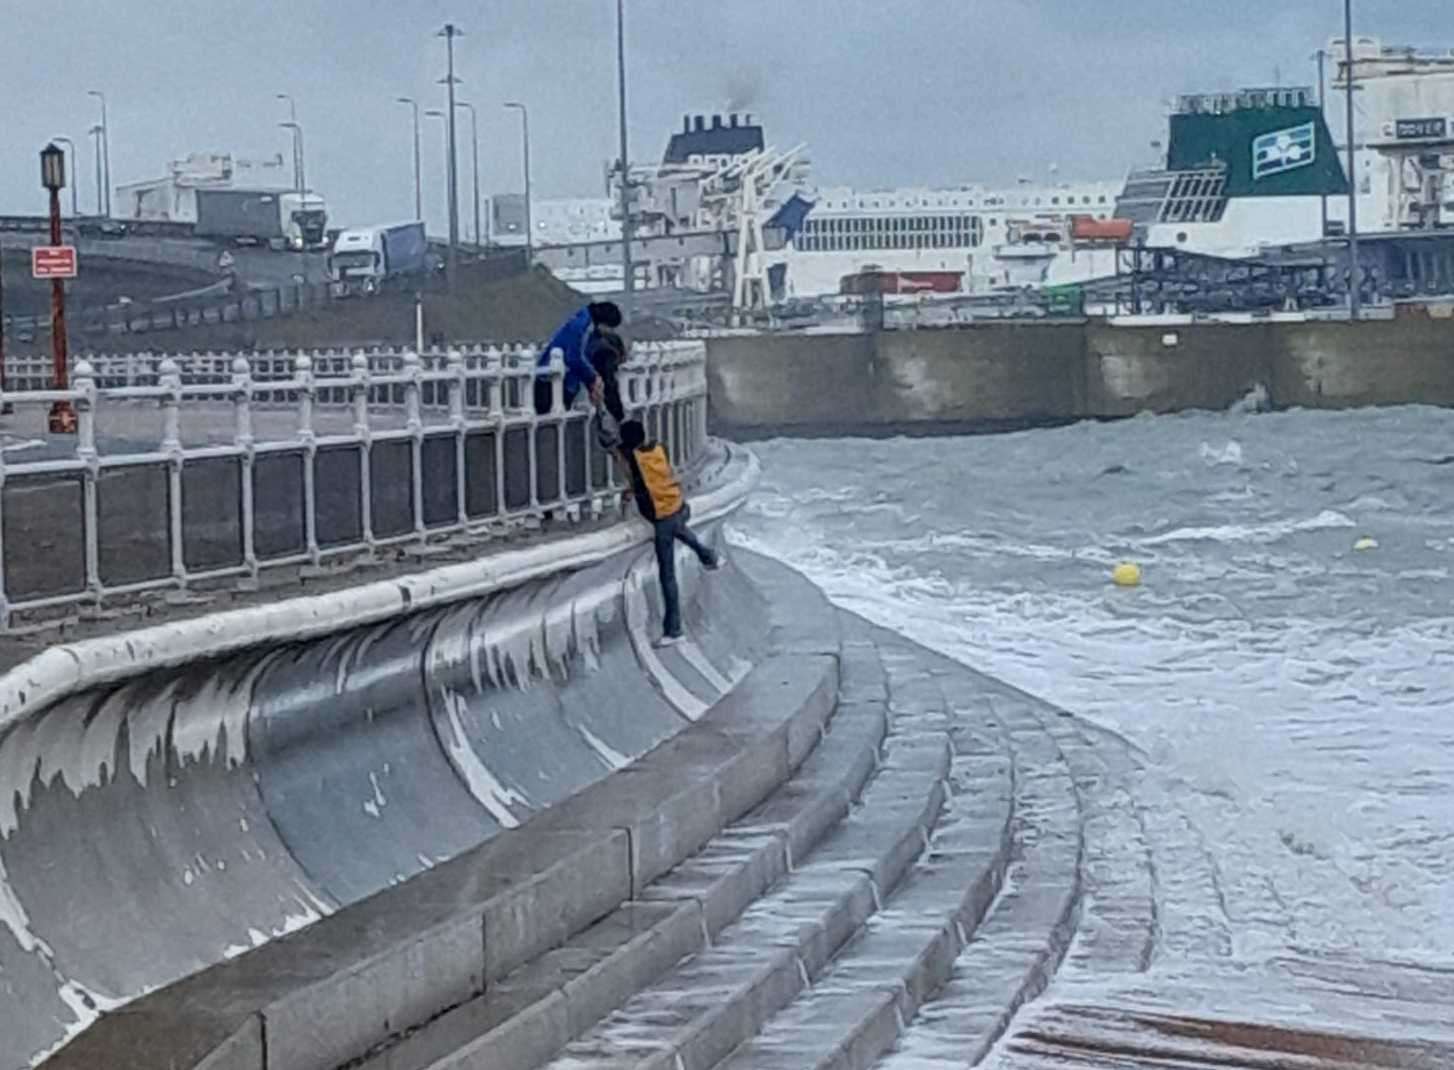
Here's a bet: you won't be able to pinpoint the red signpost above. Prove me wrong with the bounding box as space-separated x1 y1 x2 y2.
40 143 76 434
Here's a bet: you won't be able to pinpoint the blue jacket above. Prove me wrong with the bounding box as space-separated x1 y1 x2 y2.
537 306 599 405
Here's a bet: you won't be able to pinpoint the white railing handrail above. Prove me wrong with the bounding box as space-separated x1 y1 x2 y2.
0 340 710 628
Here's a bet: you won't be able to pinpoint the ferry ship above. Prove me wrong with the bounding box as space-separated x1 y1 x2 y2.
506 34 1454 308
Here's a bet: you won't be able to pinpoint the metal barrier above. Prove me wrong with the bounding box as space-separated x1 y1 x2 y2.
0 341 709 626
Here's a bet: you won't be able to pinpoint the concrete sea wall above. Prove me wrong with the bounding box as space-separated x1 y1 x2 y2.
0 448 758 1069
706 317 1454 437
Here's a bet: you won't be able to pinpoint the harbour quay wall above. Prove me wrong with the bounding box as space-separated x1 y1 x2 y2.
705 316 1454 437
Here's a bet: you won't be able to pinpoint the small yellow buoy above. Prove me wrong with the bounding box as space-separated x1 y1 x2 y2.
1112 562 1143 588
1353 536 1378 551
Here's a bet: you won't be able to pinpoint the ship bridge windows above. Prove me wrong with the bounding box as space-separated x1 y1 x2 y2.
796 212 984 253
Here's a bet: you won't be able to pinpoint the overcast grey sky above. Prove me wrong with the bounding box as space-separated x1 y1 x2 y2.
1 1 1446 232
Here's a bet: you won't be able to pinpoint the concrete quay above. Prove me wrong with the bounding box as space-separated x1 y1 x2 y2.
706 315 1454 438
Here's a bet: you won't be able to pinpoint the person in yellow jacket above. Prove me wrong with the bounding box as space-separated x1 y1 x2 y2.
619 419 720 647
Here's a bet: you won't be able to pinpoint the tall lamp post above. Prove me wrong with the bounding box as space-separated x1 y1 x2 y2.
437 23 463 279
397 97 423 221
455 101 481 246
615 0 634 317
276 93 302 192
279 120 306 196
41 144 75 433
1342 0 1361 320
88 125 104 215
1312 49 1329 243
52 137 79 218
87 90 110 217
504 102 533 261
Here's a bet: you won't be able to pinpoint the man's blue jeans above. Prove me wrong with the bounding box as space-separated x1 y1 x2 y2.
654 504 716 637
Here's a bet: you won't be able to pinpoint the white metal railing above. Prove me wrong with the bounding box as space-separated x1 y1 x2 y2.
0 341 709 627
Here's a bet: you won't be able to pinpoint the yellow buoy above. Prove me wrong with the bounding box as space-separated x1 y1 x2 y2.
1111 562 1142 588
1353 536 1378 551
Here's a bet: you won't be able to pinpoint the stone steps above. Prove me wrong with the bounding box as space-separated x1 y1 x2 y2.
854 641 1084 1069
344 649 893 1070
524 722 953 1070
712 741 1012 1070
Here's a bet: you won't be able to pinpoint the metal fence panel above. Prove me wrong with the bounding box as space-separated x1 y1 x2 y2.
369 440 414 539
535 423 562 507
463 430 498 519
420 433 459 528
2 473 86 602
252 452 306 560
97 464 172 587
565 420 588 498
314 446 364 548
181 457 244 572
503 426 532 512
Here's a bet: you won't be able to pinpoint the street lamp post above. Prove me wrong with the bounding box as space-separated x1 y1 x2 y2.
437 23 463 279
89 126 104 215
454 101 481 246
53 137 79 218
425 109 452 240
87 90 110 217
40 144 75 433
504 102 533 261
1342 0 1361 320
397 97 423 221
1313 48 1329 243
276 94 302 192
616 0 634 317
279 120 306 196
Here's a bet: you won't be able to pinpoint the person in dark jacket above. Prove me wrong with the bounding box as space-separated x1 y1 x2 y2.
534 301 622 415
588 327 628 449
619 418 719 647
588 328 627 421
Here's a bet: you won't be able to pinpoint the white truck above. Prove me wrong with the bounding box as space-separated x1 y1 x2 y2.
328 222 429 294
192 189 329 251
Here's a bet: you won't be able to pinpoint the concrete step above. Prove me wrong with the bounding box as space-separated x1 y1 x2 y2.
340 642 893 1070
713 745 1013 1070
528 729 954 1070
871 655 1086 1068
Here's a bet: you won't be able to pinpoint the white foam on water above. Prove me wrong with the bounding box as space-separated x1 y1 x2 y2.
737 407 1454 985
1138 509 1354 547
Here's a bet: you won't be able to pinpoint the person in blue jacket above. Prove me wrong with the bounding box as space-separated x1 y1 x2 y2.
534 301 623 415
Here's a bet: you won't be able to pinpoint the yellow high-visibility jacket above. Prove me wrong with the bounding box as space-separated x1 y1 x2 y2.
626 441 683 521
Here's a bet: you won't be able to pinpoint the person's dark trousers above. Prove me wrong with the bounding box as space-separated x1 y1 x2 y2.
533 378 554 416
653 504 717 637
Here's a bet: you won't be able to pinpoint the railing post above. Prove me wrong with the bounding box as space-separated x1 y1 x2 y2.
484 345 503 416
549 346 565 415
294 353 320 565
158 357 186 587
73 359 103 602
485 346 507 521
448 347 468 528
404 349 425 539
351 351 374 549
231 355 259 583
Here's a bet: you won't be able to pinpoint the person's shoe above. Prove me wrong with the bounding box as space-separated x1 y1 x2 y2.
654 633 685 649
703 553 723 571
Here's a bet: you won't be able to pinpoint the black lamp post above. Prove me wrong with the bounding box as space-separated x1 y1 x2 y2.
41 143 75 433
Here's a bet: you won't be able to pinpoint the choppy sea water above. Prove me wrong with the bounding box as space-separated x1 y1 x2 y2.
731 405 1454 971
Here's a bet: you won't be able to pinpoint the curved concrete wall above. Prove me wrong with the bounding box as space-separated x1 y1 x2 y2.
0 455 760 1069
706 317 1454 437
